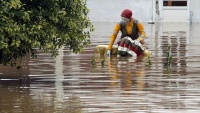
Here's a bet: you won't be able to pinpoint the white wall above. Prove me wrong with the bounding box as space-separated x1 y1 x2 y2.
87 0 200 23
190 0 200 23
87 0 153 22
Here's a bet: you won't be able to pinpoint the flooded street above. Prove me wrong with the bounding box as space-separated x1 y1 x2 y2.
1 22 200 113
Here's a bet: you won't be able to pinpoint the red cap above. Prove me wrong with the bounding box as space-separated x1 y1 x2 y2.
121 9 132 19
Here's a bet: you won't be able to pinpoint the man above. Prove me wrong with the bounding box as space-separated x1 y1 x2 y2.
107 9 147 57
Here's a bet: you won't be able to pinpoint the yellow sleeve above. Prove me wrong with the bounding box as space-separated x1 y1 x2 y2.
107 23 121 50
137 22 146 42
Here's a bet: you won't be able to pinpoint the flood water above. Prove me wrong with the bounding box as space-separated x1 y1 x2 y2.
1 22 200 113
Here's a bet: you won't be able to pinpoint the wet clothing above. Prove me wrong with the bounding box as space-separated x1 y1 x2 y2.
107 18 146 56
118 37 145 56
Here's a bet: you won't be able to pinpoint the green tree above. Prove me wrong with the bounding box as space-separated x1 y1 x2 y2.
0 0 94 66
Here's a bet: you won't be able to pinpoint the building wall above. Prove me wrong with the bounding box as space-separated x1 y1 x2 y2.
190 0 200 23
87 0 200 23
87 0 153 22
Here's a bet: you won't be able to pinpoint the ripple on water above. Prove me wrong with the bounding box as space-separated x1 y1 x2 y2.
1 23 200 113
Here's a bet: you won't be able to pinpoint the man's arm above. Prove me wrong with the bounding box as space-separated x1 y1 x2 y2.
137 21 146 42
107 23 121 50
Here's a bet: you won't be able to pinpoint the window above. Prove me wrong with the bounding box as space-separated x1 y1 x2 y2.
163 0 187 6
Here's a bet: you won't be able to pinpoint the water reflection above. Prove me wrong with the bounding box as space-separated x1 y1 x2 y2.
1 23 200 113
0 85 84 113
108 56 146 92
54 47 64 112
161 31 187 75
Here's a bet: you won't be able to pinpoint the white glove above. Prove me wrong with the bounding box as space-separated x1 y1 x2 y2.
107 50 111 58
134 39 141 45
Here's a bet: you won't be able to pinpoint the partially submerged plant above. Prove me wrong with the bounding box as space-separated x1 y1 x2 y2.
167 67 172 76
101 59 105 68
91 56 105 68
91 57 95 67
164 45 173 66
146 55 152 69
147 55 152 66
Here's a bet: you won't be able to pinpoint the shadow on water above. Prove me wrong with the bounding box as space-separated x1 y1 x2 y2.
1 22 200 113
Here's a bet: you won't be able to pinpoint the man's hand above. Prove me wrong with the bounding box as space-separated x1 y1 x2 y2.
107 50 111 58
137 37 145 44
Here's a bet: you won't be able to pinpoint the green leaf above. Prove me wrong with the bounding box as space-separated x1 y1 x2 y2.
0 0 94 67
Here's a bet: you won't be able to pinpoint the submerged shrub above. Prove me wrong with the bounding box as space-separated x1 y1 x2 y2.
0 0 94 66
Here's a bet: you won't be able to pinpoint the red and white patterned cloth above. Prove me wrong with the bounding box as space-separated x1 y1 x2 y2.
118 37 145 56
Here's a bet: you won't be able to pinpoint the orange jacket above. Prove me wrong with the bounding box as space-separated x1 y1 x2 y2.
108 18 146 50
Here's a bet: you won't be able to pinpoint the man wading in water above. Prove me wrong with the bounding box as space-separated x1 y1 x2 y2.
107 9 148 57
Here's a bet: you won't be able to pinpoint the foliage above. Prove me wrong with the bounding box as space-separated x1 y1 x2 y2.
90 57 95 67
146 55 152 69
0 0 94 66
101 59 105 68
164 45 173 66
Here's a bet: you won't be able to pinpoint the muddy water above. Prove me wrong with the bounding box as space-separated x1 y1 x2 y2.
1 23 200 113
